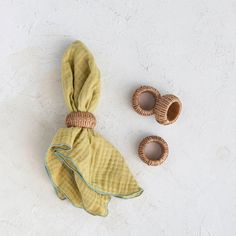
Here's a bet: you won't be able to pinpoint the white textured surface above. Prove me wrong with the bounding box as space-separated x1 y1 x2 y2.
0 0 236 235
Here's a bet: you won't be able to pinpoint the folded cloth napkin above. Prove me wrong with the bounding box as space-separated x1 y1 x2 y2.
45 41 143 216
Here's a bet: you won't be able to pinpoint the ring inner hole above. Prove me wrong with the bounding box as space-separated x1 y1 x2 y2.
167 102 180 121
139 92 155 111
144 142 163 160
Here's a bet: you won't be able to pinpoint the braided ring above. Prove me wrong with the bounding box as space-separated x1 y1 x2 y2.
155 95 182 125
65 111 96 128
138 135 169 166
132 86 160 116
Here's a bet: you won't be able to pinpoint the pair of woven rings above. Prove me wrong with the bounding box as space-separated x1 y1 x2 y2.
132 85 182 125
65 111 96 128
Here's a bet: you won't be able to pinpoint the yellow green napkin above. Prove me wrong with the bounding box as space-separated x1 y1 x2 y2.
45 41 143 216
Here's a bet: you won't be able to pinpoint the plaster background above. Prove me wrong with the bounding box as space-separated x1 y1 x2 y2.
0 0 236 235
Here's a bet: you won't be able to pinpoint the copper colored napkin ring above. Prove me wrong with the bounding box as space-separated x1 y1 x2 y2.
138 136 169 166
132 86 160 116
65 111 96 128
132 85 182 125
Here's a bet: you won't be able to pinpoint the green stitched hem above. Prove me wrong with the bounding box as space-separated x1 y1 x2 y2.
45 143 143 216
52 144 143 198
45 162 109 217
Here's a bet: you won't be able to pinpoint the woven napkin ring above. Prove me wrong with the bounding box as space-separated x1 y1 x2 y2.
138 135 169 166
65 111 96 128
132 85 182 125
132 86 160 116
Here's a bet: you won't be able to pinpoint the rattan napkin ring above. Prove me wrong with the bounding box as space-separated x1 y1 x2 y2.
66 111 96 128
132 86 160 116
155 94 182 125
132 85 182 125
138 135 169 166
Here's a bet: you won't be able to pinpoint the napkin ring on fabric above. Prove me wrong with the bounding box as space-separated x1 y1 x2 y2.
138 135 169 166
66 111 96 128
132 85 182 125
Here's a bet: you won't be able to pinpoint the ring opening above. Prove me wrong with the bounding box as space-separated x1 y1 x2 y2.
144 142 163 160
138 92 156 111
167 102 180 121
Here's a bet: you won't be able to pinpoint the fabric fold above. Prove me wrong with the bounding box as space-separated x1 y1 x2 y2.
45 41 143 216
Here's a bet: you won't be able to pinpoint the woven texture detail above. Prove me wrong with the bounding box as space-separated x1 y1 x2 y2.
132 86 160 116
45 41 143 217
155 94 182 125
132 85 182 125
138 135 169 166
66 111 96 128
